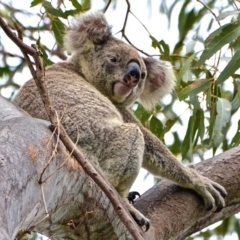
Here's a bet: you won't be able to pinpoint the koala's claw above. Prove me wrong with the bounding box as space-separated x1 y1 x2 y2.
124 199 150 232
131 212 150 232
127 191 141 204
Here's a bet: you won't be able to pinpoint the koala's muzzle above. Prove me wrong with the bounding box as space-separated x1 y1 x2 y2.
123 62 141 88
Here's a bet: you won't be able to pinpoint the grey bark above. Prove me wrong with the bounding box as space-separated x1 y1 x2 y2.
0 96 133 240
0 95 240 240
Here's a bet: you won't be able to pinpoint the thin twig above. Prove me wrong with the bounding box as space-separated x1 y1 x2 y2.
103 0 112 13
0 15 144 240
130 11 151 35
38 109 60 184
122 0 131 36
0 50 25 59
196 0 220 25
116 0 150 56
123 34 150 56
40 184 51 221
196 0 221 78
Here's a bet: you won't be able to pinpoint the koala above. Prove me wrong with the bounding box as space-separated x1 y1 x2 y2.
13 12 227 230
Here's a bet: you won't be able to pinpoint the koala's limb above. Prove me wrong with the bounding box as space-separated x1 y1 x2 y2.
118 107 227 211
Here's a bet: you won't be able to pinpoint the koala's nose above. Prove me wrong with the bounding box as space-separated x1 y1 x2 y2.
124 62 141 87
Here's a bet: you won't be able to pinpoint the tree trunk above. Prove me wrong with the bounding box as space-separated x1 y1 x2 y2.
0 96 240 240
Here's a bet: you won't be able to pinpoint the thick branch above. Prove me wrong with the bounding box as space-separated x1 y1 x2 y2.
0 96 133 240
135 148 240 240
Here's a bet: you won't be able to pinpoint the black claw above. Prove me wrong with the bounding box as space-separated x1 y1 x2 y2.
127 191 141 204
130 212 150 232
145 221 150 232
215 205 224 212
221 191 227 198
139 218 150 232
205 204 214 211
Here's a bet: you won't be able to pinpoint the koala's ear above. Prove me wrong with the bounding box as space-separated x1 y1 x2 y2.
64 12 112 52
139 58 176 111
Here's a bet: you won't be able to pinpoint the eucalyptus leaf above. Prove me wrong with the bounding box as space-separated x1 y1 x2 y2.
217 49 240 84
230 120 240 147
177 54 195 85
196 108 205 141
231 93 240 111
213 98 232 147
196 22 240 67
217 11 240 21
43 1 66 18
181 114 195 160
30 0 44 7
51 17 65 47
150 115 163 140
178 79 211 101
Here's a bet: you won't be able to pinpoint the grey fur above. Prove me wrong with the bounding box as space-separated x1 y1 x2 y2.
13 12 227 229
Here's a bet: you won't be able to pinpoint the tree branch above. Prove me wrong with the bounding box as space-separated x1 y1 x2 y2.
135 147 240 239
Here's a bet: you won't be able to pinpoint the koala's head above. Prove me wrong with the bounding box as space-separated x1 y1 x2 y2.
64 12 175 110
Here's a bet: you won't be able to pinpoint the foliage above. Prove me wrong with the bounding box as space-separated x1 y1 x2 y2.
0 0 240 238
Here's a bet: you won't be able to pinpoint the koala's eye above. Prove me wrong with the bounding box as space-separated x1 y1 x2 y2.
110 56 117 63
141 72 146 79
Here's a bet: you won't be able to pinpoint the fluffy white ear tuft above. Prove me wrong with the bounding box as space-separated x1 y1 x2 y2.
64 12 112 53
139 58 176 111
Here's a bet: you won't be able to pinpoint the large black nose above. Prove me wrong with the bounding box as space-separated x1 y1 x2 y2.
123 62 141 87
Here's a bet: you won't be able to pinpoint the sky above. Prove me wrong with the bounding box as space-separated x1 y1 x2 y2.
0 0 239 239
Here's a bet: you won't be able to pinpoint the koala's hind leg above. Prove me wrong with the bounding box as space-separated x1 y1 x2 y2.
99 123 150 229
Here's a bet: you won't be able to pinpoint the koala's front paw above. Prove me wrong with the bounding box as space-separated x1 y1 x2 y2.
124 200 150 231
192 174 227 211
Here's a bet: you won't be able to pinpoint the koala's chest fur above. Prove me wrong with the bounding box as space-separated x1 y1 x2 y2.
13 65 131 164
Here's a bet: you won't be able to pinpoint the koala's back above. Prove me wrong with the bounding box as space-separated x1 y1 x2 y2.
13 63 123 162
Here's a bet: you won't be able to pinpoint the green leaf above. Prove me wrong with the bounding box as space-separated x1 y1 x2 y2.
36 38 54 66
150 116 163 140
134 104 151 125
69 0 83 11
150 36 159 49
81 0 91 10
43 1 66 18
217 11 240 21
181 114 196 160
213 98 232 147
150 37 171 61
30 0 44 7
196 108 205 141
158 40 171 61
178 79 211 101
0 66 11 77
230 120 240 147
217 49 240 84
177 54 195 86
51 17 65 47
164 118 178 134
231 92 240 111
196 22 240 67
